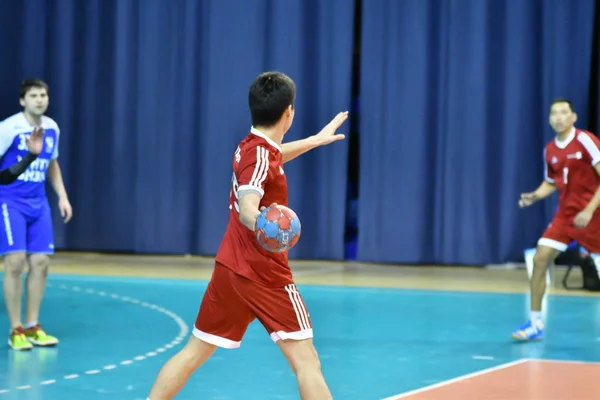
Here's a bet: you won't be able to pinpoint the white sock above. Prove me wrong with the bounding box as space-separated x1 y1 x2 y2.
24 321 37 329
530 311 542 323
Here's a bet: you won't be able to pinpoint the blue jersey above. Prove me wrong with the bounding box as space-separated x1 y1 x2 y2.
0 112 60 207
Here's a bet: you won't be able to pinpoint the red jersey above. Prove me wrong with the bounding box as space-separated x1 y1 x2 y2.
544 128 600 219
215 127 292 287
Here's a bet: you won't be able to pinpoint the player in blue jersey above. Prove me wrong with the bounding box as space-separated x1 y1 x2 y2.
0 79 73 350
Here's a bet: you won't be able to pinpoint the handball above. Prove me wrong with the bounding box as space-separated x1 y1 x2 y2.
255 205 301 252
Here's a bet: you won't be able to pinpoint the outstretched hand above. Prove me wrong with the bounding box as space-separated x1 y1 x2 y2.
26 126 45 155
312 111 349 146
518 192 537 208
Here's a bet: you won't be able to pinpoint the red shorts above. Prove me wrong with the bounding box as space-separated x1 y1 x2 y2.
193 264 313 349
539 215 600 253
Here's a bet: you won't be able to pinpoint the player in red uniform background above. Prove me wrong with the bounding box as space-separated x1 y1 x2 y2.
513 99 600 341
147 72 348 400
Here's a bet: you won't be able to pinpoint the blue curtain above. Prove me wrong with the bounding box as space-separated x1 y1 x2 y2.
358 0 597 265
0 0 354 259
593 4 600 135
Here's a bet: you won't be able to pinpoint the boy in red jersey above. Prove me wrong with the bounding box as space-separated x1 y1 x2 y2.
147 72 347 399
513 99 600 341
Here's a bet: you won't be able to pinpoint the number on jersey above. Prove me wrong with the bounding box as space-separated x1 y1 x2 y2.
563 167 568 184
229 173 240 212
17 134 28 151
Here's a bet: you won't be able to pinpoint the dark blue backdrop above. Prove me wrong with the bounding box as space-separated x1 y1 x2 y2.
358 0 599 265
0 0 354 259
0 0 598 265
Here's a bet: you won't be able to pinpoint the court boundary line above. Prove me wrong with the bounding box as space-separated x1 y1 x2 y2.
379 358 530 400
0 282 189 396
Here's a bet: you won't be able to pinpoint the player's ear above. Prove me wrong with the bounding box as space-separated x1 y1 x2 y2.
573 112 578 123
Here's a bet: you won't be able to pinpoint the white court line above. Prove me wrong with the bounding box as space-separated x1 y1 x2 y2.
380 358 530 400
472 355 494 360
0 282 189 396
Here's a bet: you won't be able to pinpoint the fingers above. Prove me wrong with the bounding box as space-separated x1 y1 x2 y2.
331 111 349 126
31 126 44 137
260 203 279 211
63 207 73 223
519 198 532 208
574 216 589 229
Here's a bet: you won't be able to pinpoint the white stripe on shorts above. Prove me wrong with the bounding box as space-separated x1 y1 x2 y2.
284 284 310 331
1 203 14 246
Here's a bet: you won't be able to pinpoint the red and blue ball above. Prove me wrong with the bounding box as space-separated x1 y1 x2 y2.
255 205 301 252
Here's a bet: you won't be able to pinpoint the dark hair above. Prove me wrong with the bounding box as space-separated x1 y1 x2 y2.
550 98 575 113
248 72 296 127
20 78 49 99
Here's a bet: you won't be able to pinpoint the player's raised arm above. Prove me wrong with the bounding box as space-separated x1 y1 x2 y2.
0 126 43 185
0 153 38 185
281 111 348 163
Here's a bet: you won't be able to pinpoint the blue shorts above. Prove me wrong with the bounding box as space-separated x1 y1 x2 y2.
0 200 54 255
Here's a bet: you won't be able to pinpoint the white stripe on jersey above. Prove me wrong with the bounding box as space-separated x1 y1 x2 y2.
249 146 269 189
577 132 600 166
543 148 554 183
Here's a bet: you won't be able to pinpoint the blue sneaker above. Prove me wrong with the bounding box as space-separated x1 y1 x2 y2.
511 320 544 341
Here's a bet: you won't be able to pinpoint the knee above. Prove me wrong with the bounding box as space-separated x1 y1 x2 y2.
28 254 50 276
4 253 27 277
297 355 322 376
181 336 217 367
283 341 322 376
533 249 554 272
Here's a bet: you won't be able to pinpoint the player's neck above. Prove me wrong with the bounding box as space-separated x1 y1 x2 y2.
23 111 42 127
556 126 574 142
254 126 284 145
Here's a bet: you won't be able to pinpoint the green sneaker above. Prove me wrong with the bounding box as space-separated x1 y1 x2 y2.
8 327 33 350
24 324 58 347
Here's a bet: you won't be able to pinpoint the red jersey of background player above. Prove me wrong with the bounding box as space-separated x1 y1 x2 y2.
544 127 600 220
215 127 292 287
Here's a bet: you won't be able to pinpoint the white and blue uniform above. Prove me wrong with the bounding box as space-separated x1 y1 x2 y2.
0 112 59 255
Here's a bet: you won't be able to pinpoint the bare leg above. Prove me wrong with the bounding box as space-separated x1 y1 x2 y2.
3 253 27 328
530 245 561 313
277 338 332 400
147 336 217 400
25 254 50 325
